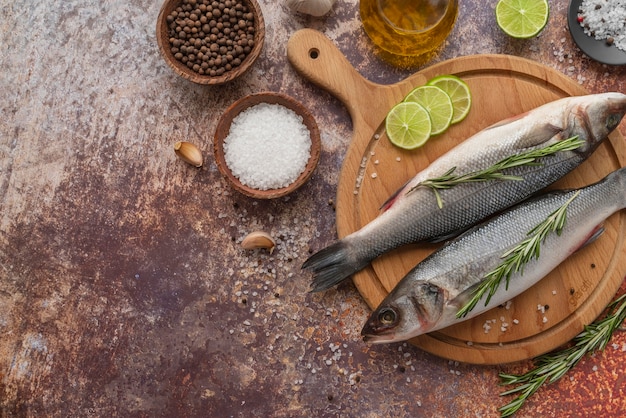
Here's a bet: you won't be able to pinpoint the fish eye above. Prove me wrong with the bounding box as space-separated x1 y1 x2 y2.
607 114 621 131
378 308 397 325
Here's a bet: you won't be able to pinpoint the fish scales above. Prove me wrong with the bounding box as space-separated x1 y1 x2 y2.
361 167 626 343
304 92 626 292
354 152 581 257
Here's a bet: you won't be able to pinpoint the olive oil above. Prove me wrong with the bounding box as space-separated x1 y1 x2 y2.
360 0 458 67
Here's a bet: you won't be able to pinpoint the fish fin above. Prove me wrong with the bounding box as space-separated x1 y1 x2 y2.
575 224 605 252
518 124 565 148
447 287 475 311
302 241 368 292
379 179 412 212
485 113 564 149
426 226 472 243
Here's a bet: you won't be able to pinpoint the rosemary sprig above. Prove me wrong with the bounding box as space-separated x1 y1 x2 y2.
414 135 584 208
498 292 626 417
456 190 581 319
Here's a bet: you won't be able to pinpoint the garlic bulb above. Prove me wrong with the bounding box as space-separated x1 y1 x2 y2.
286 0 337 17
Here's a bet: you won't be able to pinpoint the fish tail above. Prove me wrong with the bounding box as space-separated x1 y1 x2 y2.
302 240 367 292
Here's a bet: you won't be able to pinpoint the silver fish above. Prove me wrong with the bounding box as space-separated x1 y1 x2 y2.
361 166 626 343
304 93 626 292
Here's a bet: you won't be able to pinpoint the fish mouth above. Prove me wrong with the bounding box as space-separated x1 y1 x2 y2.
361 322 397 343
362 333 394 343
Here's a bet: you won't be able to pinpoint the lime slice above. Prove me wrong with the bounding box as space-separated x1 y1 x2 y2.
426 75 472 124
404 85 453 135
385 102 432 150
495 0 549 39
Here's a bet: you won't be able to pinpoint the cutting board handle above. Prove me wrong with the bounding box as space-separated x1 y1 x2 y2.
287 29 402 122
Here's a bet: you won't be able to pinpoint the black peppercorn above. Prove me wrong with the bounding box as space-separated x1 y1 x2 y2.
166 0 256 77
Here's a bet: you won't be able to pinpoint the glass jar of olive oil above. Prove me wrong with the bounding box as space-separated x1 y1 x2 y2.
360 0 459 67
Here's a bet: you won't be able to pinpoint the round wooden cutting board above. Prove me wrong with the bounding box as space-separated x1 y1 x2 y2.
287 29 626 364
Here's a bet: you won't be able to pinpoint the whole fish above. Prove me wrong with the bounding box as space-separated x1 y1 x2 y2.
304 93 626 292
361 166 626 343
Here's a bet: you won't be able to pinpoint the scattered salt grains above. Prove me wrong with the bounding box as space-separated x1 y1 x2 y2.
348 372 361 385
483 319 493 333
483 315 519 333
223 103 312 190
578 0 626 51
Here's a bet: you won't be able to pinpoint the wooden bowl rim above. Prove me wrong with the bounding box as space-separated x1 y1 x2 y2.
156 0 265 86
213 92 321 199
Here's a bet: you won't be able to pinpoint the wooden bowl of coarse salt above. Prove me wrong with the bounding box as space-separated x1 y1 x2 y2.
213 92 321 199
156 0 265 85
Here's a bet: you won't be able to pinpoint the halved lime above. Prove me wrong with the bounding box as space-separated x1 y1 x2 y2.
404 85 453 135
385 101 432 150
426 75 472 124
495 0 549 39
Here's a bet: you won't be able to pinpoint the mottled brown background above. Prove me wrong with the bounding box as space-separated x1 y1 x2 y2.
1 0 625 417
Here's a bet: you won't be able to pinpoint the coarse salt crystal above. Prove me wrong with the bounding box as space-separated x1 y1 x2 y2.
223 103 312 190
579 0 626 52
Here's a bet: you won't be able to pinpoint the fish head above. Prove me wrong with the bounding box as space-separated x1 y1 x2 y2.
570 92 626 148
361 282 445 344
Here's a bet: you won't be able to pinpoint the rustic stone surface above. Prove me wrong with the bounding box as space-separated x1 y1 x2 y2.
1 0 625 417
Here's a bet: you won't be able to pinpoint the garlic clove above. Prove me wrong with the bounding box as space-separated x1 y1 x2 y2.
241 231 276 254
174 141 203 167
286 0 336 17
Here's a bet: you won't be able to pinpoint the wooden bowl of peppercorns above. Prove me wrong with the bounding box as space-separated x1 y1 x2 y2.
156 0 265 85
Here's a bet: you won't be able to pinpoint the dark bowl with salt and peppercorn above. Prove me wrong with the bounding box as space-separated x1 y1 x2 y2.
568 0 626 65
156 0 265 85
